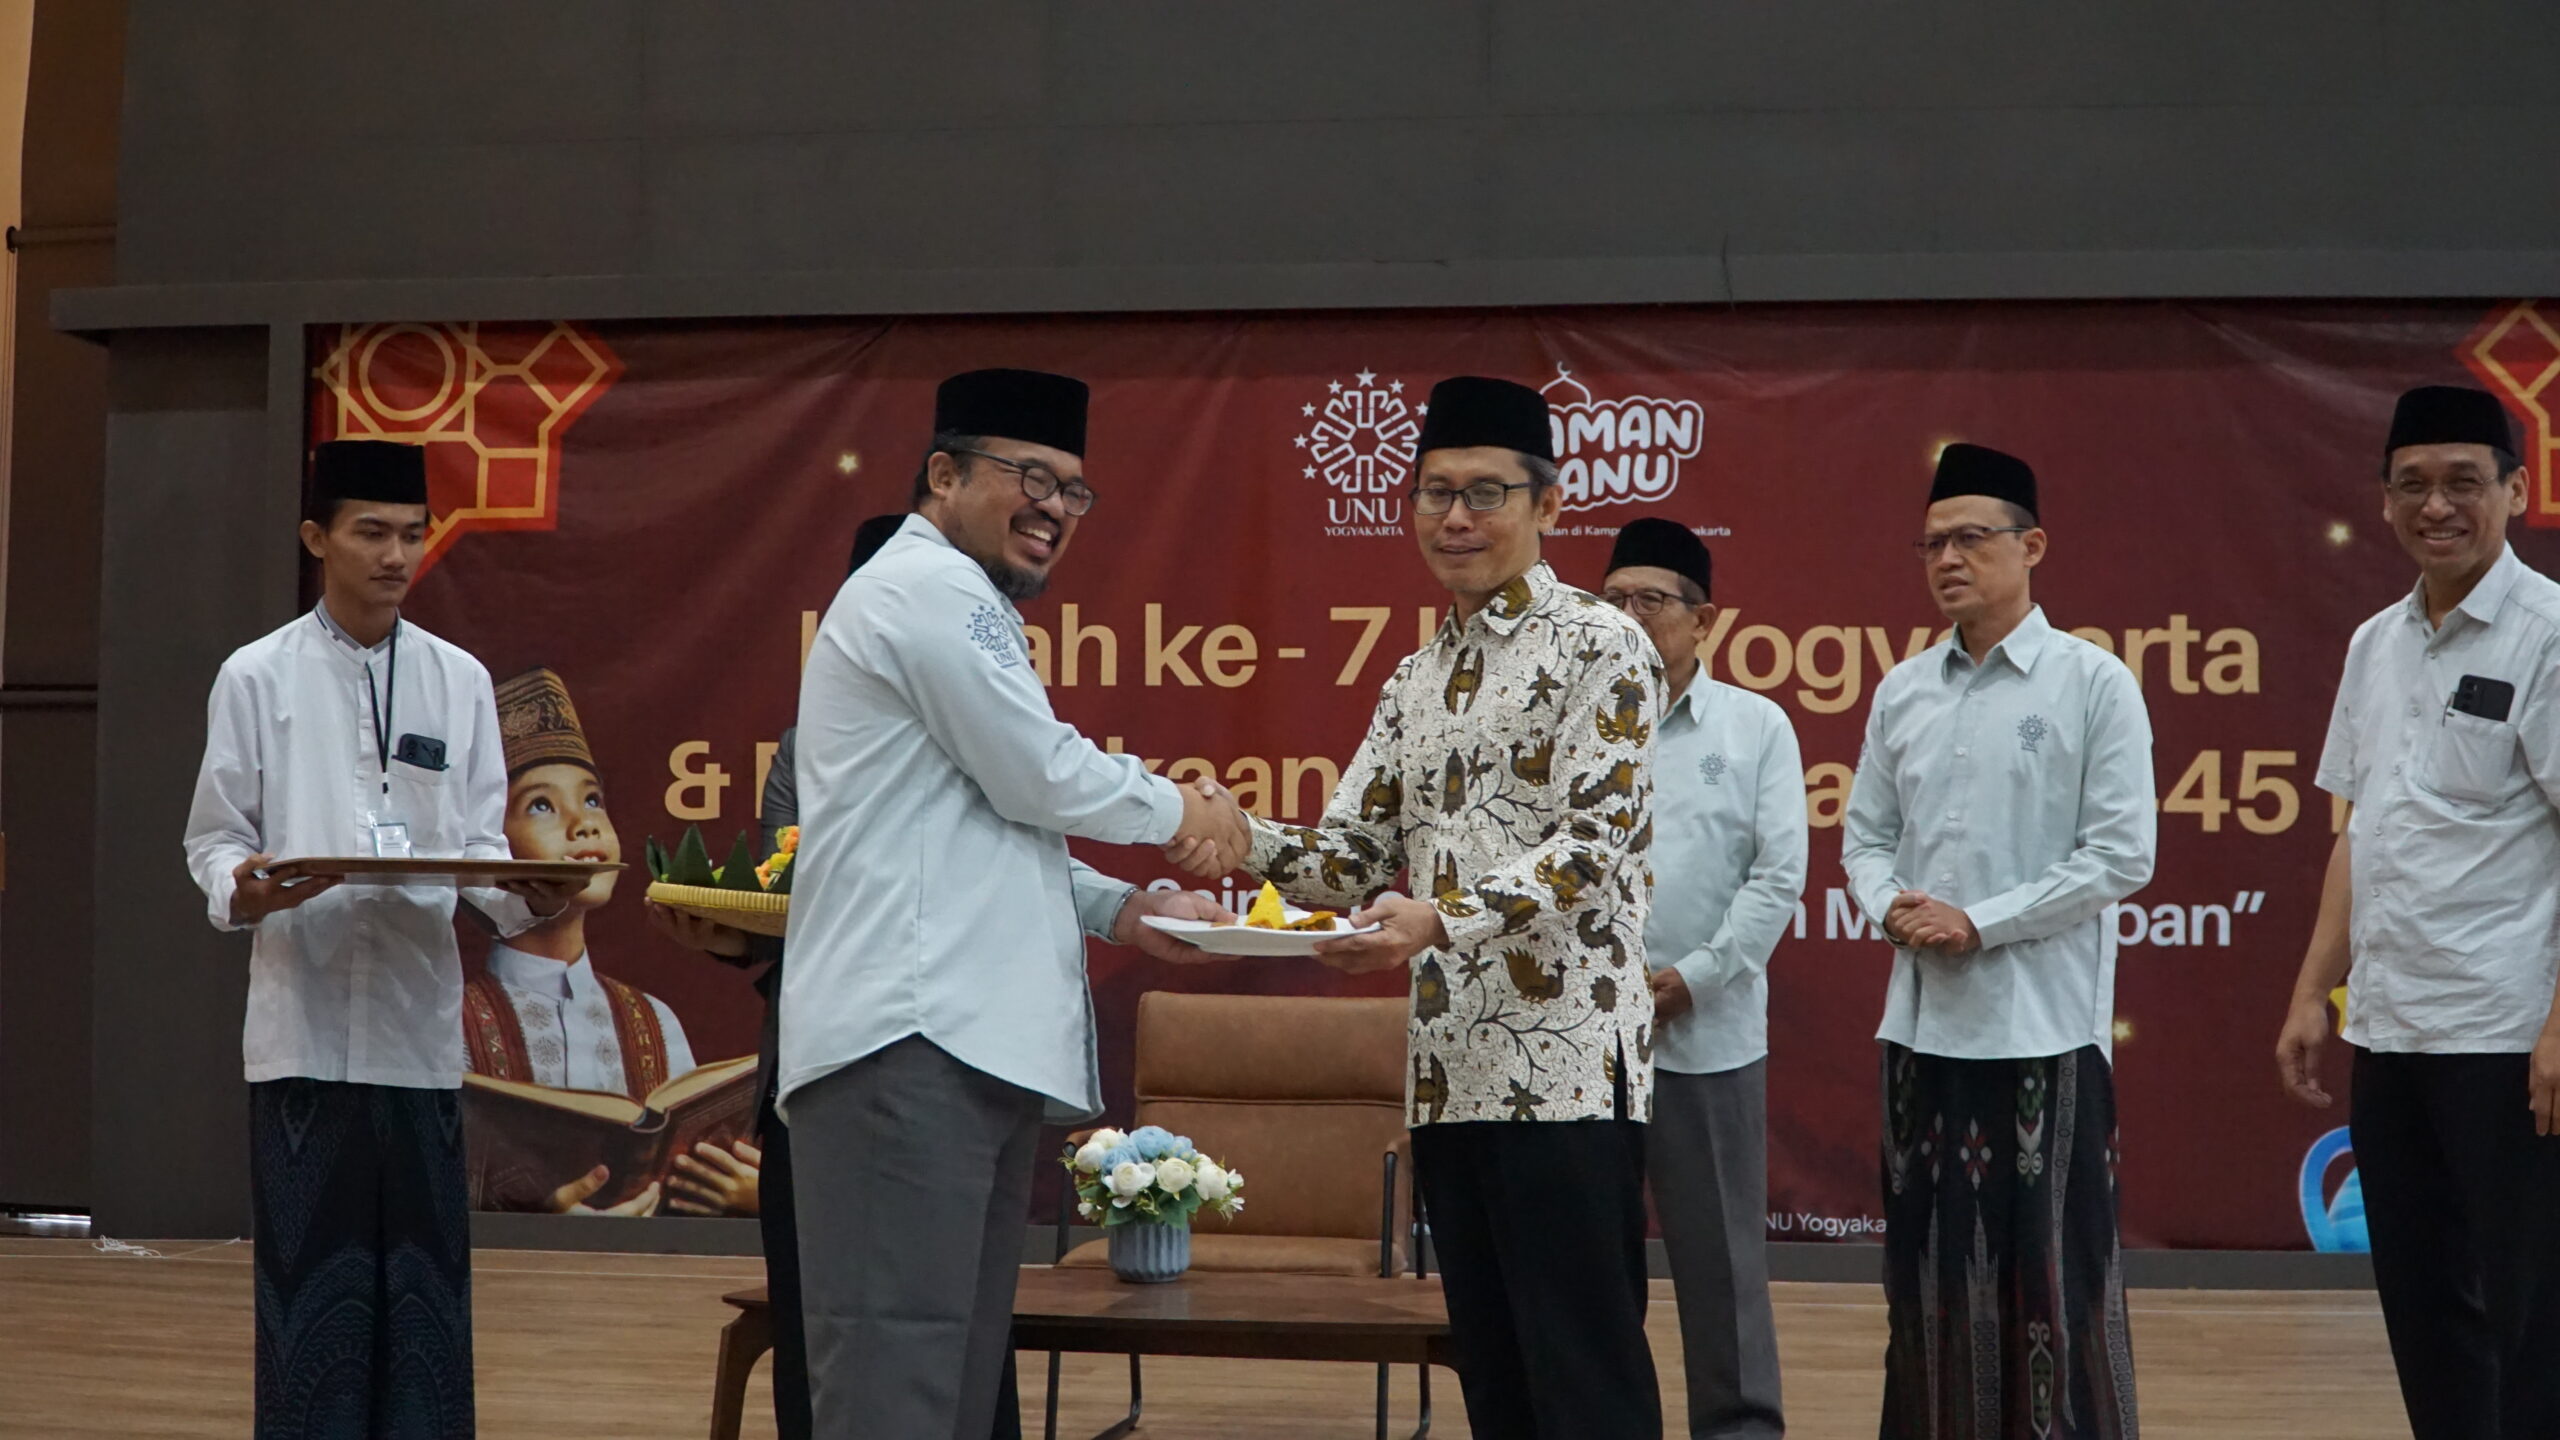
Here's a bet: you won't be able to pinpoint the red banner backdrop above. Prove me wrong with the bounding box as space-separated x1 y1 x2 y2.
312 301 2560 1248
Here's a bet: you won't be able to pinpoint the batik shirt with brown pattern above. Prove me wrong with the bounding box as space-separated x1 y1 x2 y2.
1246 562 1665 1126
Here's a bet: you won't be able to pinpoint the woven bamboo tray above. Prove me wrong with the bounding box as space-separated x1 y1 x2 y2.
645 881 790 937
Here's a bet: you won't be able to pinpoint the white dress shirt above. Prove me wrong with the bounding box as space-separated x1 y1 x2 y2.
183 606 540 1088
483 943 697 1093
778 516 1182 1121
1844 607 2158 1061
2317 545 2560 1054
1648 677 1809 1075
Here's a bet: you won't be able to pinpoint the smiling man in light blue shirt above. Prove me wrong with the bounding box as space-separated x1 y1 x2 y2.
778 370 1245 1440
1844 444 2155 1440
1599 518 1805 1440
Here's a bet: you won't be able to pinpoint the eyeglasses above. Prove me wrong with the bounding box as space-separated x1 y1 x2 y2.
1412 480 1534 515
948 447 1097 516
2385 474 2497 507
1912 525 2030 558
1600 587 1691 618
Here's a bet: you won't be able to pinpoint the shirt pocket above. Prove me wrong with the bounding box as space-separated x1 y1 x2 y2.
2418 709 2523 805
385 759 456 849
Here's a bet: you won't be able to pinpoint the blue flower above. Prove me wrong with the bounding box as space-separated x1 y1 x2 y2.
1100 1144 1141 1173
1129 1126 1175 1160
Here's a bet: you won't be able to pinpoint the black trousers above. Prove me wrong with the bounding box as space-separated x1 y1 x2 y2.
758 1078 816 1440
249 1079 474 1440
1411 1117 1661 1440
2351 1047 2560 1440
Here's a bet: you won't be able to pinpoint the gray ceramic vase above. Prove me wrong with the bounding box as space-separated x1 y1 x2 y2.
1107 1221 1191 1284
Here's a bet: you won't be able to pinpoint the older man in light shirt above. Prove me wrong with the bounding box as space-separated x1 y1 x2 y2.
1599 518 1804 1440
2276 384 2560 1440
779 369 1242 1439
1844 443 2156 1440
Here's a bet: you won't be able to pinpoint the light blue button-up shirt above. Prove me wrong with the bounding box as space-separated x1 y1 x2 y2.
777 516 1184 1121
2317 545 2560 1054
1646 677 1807 1075
1843 606 2157 1060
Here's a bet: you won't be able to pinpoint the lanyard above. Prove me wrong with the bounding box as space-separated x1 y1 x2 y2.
360 621 400 796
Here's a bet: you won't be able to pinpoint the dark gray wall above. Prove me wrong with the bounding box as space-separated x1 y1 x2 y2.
55 2 2560 1238
64 0 2560 331
89 324 282 1236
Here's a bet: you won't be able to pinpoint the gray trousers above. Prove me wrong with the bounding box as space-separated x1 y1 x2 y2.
1649 1062 1785 1440
791 1036 1045 1440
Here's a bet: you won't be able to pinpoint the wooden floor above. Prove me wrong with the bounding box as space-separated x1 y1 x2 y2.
0 1236 2410 1438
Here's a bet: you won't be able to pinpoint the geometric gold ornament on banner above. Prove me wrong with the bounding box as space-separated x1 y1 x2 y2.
310 320 625 575
2461 300 2560 529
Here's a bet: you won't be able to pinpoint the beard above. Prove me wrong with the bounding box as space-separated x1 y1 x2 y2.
978 557 1049 602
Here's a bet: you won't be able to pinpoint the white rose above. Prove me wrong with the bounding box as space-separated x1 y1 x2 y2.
1089 1128 1128 1150
1154 1157 1195 1194
1107 1161 1157 1199
1072 1140 1111 1174
1193 1160 1230 1202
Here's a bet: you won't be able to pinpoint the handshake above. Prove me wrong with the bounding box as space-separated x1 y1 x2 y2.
1168 777 1253 878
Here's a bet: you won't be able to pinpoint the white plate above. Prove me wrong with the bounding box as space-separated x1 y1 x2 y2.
1140 914 1379 957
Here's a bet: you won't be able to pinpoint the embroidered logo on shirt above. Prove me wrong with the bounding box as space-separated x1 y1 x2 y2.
2017 714 2051 753
1698 752 1729 786
967 605 1021 666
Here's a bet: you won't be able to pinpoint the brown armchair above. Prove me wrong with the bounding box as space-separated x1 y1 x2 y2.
1045 991 1432 1439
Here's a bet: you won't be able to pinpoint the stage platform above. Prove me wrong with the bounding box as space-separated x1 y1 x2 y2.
0 1236 2409 1437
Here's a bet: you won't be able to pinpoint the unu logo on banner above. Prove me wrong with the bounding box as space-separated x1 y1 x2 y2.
1540 365 1705 515
1298 369 1423 536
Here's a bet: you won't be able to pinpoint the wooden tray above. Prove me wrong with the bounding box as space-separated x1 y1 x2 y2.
272 857 621 886
646 881 790 938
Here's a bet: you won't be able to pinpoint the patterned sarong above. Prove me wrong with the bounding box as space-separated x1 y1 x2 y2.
250 1079 475 1440
1879 1043 2138 1440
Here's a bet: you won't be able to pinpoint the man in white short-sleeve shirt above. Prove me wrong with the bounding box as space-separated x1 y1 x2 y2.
2277 383 2560 1440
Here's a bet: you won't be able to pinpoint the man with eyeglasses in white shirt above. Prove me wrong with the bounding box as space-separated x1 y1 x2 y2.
1844 443 2156 1439
2276 384 2560 1440
779 369 1245 1440
1599 518 1804 1440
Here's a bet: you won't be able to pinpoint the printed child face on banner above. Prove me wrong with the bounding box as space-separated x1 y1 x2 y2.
2382 442 2529 584
504 763 623 910
924 437 1083 601
1412 445 1564 606
1921 494 2046 628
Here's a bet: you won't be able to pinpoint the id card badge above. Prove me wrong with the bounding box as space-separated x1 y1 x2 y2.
367 820 413 859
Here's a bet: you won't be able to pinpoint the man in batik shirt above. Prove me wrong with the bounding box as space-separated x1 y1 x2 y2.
1177 375 1667 1440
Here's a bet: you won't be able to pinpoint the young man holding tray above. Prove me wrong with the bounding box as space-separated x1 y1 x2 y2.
182 438 582 1440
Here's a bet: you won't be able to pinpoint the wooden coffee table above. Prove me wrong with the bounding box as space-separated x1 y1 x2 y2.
1013 1267 1452 1440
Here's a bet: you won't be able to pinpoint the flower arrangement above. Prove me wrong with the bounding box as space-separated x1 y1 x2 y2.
1064 1125 1244 1229
754 826 798 890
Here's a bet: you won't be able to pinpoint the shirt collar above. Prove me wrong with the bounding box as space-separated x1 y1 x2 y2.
2402 544 2523 631
1945 605 2053 678
1664 677 1706 726
486 944 594 1001
1440 562 1559 645
902 512 1024 619
312 599 393 657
